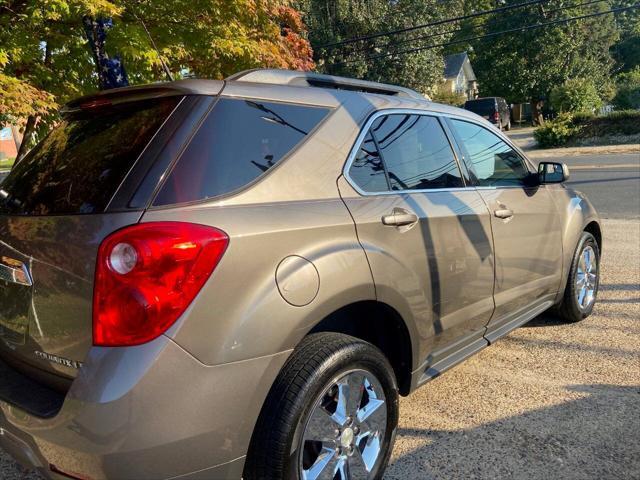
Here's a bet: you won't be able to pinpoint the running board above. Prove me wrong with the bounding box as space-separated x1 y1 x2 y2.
484 300 554 344
415 337 489 388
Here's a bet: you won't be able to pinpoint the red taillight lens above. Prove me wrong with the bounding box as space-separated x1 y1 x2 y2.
493 111 500 121
93 222 228 346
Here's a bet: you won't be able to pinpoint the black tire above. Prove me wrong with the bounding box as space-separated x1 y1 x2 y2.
244 332 399 480
557 232 600 322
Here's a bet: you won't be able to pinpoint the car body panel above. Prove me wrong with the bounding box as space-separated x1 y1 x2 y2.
0 74 602 480
0 335 285 479
478 185 564 330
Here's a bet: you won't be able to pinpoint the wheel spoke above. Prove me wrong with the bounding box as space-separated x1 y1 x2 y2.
578 286 587 307
305 406 340 442
334 372 365 425
303 446 337 480
348 448 371 478
356 429 382 472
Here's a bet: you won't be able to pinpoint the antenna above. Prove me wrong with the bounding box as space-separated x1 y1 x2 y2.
136 14 174 82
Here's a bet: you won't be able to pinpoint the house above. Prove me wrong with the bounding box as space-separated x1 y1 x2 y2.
441 52 479 100
0 125 19 162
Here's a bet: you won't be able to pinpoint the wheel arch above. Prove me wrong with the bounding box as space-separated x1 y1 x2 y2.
307 300 414 396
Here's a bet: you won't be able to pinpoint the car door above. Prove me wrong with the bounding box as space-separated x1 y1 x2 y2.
447 117 563 339
339 111 495 365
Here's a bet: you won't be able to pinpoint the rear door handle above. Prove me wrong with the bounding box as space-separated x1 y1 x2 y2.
494 208 514 219
382 209 419 227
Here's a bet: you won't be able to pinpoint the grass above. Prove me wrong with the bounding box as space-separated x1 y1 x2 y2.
0 157 15 169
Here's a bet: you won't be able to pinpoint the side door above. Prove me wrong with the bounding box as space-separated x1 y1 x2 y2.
447 117 563 339
339 111 495 366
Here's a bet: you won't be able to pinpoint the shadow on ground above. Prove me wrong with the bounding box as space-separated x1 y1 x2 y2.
385 383 640 479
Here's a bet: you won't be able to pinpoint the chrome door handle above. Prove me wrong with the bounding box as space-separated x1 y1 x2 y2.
494 208 514 219
382 210 419 227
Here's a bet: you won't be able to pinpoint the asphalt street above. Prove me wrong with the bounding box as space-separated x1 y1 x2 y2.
0 148 639 479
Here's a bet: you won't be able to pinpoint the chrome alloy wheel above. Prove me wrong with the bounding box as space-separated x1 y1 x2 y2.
298 369 387 480
576 245 598 310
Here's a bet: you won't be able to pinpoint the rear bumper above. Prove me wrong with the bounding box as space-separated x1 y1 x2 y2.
0 336 290 479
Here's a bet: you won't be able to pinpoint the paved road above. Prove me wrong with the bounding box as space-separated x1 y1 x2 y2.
539 153 640 220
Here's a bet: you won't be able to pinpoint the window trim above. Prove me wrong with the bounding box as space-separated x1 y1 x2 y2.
343 109 470 196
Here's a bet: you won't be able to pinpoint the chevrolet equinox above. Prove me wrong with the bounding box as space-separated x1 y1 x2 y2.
0 69 601 480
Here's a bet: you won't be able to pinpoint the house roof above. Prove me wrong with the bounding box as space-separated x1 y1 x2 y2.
443 52 476 82
444 53 467 78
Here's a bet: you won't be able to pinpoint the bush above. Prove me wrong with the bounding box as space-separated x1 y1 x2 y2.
430 89 467 107
533 113 580 148
549 78 602 114
534 110 640 148
612 67 640 110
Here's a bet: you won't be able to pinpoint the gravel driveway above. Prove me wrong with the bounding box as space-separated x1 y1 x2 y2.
1 219 639 479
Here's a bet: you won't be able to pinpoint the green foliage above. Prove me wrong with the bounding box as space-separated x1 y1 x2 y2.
534 110 640 147
612 67 640 110
611 1 640 72
456 0 618 106
430 89 467 107
578 110 640 137
549 78 602 114
0 0 314 132
534 113 580 148
297 0 450 94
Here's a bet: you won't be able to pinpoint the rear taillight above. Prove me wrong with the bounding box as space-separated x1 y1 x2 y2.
493 111 500 122
93 222 228 347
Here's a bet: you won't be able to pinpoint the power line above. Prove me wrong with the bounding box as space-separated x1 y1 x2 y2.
342 0 610 58
333 4 639 66
318 0 551 51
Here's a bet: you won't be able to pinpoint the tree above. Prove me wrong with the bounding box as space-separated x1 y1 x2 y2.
0 0 314 159
455 0 619 124
550 78 602 113
611 0 640 72
612 67 640 110
297 0 452 94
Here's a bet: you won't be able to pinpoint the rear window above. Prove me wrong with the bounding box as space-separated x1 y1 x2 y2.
152 98 330 206
0 97 180 215
464 99 496 116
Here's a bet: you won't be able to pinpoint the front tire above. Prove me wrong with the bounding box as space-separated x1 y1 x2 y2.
244 333 399 480
557 232 600 322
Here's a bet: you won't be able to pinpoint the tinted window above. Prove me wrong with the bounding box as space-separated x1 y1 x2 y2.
449 119 529 187
371 114 463 191
0 97 180 215
348 132 388 192
464 99 496 116
154 98 329 205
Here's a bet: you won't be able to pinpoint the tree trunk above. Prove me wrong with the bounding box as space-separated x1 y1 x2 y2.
15 115 35 165
531 99 544 126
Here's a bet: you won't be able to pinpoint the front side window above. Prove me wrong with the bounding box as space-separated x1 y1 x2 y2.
153 98 330 206
449 119 530 187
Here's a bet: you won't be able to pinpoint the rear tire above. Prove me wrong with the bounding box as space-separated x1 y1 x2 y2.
244 333 399 480
557 232 600 322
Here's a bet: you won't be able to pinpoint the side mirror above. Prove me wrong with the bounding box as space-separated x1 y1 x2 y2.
538 161 569 184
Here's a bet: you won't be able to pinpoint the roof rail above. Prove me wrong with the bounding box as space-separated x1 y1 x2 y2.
227 69 428 100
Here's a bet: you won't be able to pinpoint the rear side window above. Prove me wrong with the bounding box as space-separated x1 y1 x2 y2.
348 132 388 193
153 98 330 205
0 97 180 215
348 113 463 192
373 114 463 190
